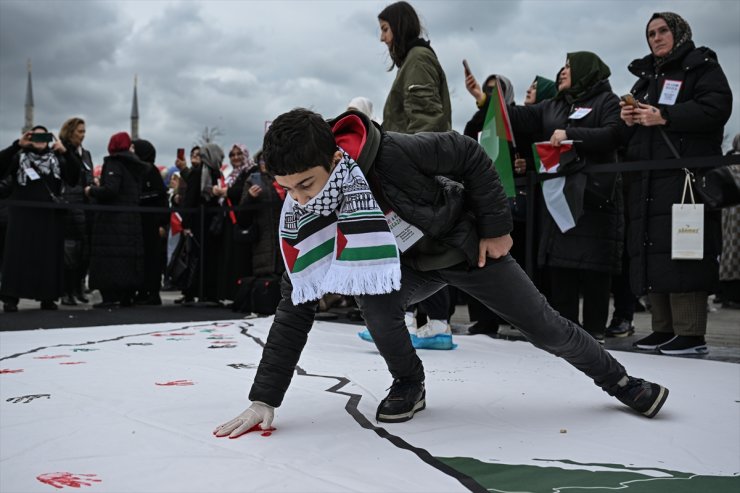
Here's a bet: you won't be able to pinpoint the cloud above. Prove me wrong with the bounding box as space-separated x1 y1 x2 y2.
1 0 738 163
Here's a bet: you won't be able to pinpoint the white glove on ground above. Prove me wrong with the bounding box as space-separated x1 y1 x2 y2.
213 401 274 438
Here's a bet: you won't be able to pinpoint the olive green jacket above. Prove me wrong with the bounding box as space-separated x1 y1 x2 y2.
382 46 452 134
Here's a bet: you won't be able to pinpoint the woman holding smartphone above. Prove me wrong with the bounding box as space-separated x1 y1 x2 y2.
619 12 732 355
0 126 79 312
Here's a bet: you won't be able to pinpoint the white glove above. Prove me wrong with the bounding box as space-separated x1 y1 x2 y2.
213 401 274 439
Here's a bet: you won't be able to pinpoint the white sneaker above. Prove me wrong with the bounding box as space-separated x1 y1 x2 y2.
416 319 451 338
405 312 417 335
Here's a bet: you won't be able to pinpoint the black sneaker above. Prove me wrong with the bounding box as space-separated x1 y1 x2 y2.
587 331 605 344
633 332 674 350
467 322 499 336
605 318 635 338
658 335 708 356
3 303 18 313
40 301 58 311
609 376 669 418
376 379 426 423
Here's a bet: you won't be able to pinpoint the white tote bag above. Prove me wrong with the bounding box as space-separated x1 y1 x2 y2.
671 170 704 260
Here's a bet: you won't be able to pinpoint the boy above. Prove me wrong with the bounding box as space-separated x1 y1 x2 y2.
214 108 668 438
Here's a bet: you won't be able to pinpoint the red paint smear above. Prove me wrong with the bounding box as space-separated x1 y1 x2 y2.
36 472 101 489
34 355 70 359
227 424 277 439
60 362 86 365
155 380 194 386
0 369 23 374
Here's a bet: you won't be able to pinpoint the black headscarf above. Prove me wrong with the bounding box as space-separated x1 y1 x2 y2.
533 76 557 103
646 12 693 67
556 51 611 104
132 139 156 165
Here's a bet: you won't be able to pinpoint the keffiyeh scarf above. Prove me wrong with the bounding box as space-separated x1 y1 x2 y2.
17 150 61 186
279 149 400 305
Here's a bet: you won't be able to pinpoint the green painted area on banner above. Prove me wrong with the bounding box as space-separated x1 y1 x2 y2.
438 456 740 492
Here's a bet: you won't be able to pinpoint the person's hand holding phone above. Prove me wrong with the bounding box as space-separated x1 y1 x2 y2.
463 60 484 104
247 184 262 198
619 94 638 126
18 131 34 148
175 148 187 171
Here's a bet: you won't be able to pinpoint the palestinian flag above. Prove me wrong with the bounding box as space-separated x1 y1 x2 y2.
479 80 515 197
533 141 584 233
170 212 183 235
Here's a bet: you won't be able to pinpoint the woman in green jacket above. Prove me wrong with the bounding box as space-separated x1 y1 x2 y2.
378 1 451 134
375 1 454 347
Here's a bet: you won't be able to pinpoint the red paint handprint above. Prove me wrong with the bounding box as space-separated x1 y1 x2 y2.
36 472 101 489
155 380 194 386
1 369 24 374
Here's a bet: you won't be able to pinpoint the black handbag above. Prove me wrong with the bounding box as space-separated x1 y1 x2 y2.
233 222 259 244
694 165 740 210
166 235 199 289
659 128 740 209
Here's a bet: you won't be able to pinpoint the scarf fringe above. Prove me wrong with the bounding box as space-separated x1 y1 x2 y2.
290 263 401 305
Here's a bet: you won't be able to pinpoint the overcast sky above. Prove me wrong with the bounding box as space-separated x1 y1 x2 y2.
1 0 738 165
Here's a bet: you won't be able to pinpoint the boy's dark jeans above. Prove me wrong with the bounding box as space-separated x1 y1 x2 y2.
355 255 627 390
251 255 628 407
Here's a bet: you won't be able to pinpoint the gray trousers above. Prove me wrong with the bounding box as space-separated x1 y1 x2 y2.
355 255 627 390
648 291 708 336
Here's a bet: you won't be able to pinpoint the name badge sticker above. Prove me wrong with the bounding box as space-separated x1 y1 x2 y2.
568 107 592 120
385 210 424 253
23 167 41 180
659 79 682 105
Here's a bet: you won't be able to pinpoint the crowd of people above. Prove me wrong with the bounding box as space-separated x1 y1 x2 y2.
1 4 737 364
0 123 285 314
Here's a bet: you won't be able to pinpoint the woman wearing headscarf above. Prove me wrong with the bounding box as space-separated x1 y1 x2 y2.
214 143 254 302
376 1 454 345
508 51 623 343
85 132 147 308
132 139 168 305
463 72 558 336
0 126 79 312
181 142 223 305
619 13 732 355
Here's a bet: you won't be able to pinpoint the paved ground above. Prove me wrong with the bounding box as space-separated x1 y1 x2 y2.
2 289 738 363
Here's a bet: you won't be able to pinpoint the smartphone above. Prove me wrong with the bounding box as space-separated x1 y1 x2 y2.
462 59 472 76
250 171 263 189
30 132 53 143
620 94 636 107
176 148 185 160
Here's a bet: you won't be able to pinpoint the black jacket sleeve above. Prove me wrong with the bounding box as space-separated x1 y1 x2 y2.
248 272 319 407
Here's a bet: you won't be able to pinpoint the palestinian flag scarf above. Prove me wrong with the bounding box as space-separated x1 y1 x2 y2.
279 148 401 305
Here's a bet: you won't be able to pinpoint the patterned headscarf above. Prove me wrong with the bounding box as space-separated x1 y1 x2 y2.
226 143 254 187
647 12 693 67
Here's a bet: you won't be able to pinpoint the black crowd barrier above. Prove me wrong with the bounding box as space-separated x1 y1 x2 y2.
1 154 738 298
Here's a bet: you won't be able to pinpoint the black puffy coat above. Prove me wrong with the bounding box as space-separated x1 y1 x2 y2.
88 152 147 292
621 42 732 294
249 111 512 406
508 80 624 273
60 146 93 241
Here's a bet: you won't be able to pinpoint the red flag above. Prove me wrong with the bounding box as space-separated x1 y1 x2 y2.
170 212 183 235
